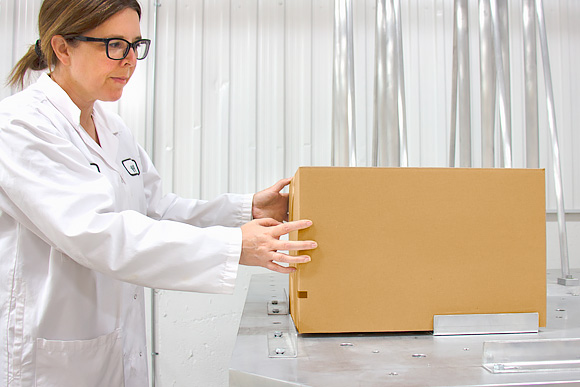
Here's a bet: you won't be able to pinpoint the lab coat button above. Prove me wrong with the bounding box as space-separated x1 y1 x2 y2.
133 294 138 300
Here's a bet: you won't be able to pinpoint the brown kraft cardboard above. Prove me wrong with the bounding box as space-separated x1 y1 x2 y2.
289 167 546 334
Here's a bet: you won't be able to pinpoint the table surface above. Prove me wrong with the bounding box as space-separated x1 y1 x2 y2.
229 269 580 387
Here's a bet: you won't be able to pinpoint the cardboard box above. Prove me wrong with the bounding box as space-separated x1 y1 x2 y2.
288 167 546 334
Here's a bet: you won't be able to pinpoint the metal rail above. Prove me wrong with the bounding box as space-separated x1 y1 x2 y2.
535 0 578 286
449 0 471 167
372 0 407 167
332 0 357 167
148 1 162 386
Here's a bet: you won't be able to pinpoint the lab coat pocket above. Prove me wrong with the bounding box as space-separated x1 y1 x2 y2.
35 329 124 387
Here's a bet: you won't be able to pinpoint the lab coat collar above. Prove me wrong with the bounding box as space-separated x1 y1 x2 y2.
36 73 121 172
36 73 120 136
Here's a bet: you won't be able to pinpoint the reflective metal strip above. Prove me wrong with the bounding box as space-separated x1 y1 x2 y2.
498 1 512 168
395 0 408 167
434 313 539 336
449 0 471 167
489 0 512 167
332 0 357 167
483 338 580 374
523 0 539 169
457 0 471 167
373 0 400 167
372 0 385 167
536 0 574 283
449 0 458 167
479 0 495 168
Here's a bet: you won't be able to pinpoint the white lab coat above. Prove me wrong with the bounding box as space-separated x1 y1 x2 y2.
0 73 253 387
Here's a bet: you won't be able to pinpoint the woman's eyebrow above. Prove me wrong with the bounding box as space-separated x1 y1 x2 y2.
103 34 144 41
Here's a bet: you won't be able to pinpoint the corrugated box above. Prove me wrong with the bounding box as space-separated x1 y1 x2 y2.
289 167 546 334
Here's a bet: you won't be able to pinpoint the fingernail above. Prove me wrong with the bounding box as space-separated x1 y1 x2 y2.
311 242 318 249
304 256 311 262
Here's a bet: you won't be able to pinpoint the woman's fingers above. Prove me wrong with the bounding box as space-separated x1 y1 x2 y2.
267 219 317 252
254 217 282 227
270 219 313 238
264 252 312 274
270 177 292 192
265 261 297 274
273 251 312 264
272 239 317 254
240 218 316 273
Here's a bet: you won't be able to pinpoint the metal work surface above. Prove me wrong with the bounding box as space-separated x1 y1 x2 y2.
229 270 580 387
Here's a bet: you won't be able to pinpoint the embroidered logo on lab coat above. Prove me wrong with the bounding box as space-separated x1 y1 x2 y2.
122 159 140 176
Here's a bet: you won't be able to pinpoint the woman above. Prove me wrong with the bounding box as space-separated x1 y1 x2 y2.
0 0 315 386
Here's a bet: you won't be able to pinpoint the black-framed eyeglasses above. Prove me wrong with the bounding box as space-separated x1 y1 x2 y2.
67 36 151 60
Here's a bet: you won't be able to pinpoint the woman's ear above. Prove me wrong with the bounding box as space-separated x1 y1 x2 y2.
51 35 71 66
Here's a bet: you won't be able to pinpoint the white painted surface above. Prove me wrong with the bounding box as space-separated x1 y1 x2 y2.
1 1 579 386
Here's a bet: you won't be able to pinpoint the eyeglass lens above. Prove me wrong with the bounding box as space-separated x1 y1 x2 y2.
107 39 148 60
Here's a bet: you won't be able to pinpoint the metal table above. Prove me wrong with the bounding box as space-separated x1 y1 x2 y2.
229 270 580 386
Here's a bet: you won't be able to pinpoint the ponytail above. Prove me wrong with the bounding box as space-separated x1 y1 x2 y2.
7 40 49 89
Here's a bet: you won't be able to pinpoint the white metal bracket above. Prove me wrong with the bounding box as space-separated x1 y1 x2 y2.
433 313 539 336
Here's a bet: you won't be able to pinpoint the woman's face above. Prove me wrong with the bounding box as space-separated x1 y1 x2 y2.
57 8 142 106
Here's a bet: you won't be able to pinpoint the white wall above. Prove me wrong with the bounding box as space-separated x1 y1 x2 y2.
2 1 580 386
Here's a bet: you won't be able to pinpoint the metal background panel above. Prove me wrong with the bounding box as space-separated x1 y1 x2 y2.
171 0 204 198
201 0 231 198
256 0 286 189
286 0 313 172
230 0 258 194
311 0 334 168
0 0 16 100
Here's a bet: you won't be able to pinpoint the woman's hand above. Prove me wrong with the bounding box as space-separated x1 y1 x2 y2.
240 218 316 274
252 178 292 222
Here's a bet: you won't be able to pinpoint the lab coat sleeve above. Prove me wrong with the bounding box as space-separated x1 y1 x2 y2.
137 144 254 228
0 116 242 294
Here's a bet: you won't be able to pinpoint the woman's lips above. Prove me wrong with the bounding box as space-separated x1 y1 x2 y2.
111 76 129 84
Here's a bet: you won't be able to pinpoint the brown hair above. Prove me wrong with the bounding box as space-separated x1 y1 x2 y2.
7 0 142 89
